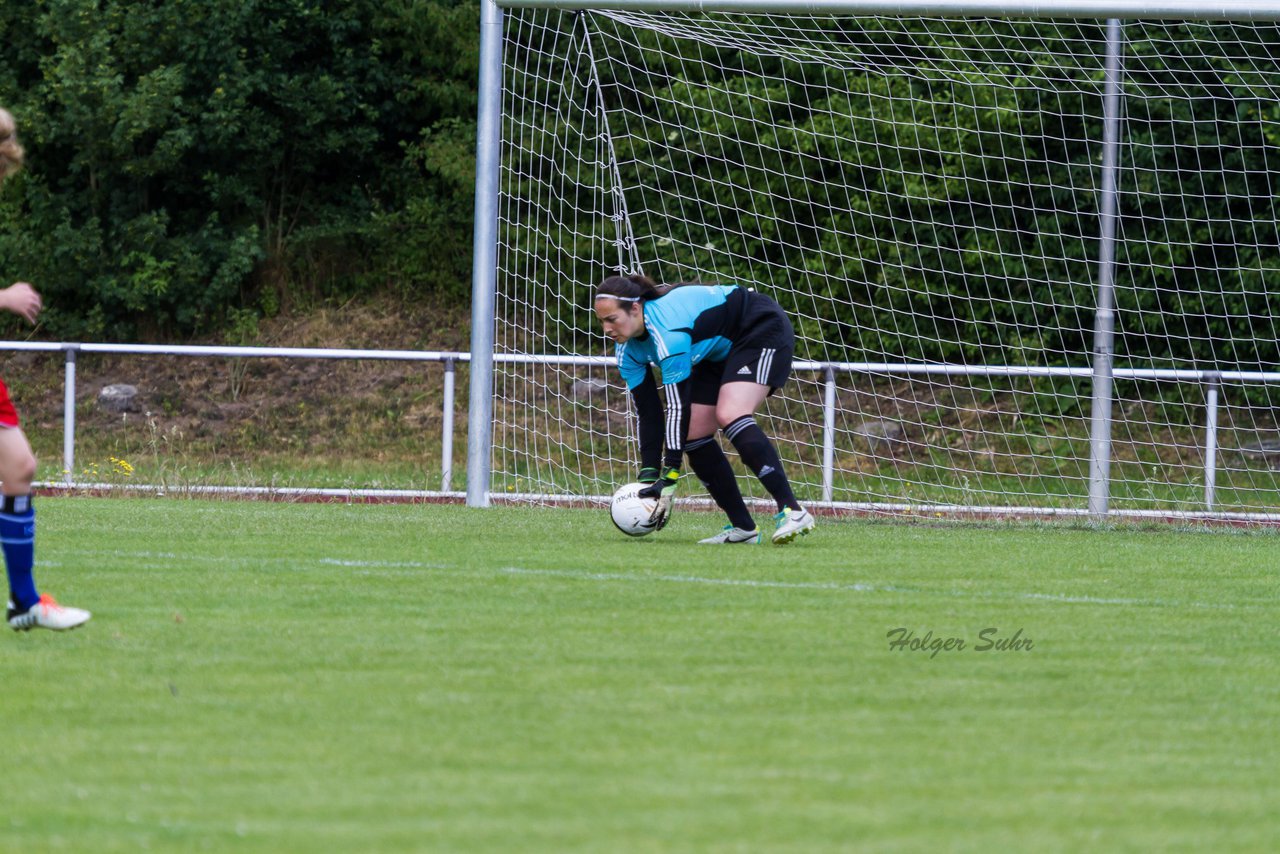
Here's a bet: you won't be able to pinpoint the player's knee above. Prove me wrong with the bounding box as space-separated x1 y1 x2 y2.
5 450 37 487
19 450 36 483
715 405 747 429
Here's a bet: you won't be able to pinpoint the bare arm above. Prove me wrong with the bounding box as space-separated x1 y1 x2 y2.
0 282 42 324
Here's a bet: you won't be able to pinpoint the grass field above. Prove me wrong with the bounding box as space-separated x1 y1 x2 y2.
4 498 1278 852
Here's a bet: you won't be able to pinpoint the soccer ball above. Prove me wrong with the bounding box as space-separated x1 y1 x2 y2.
610 482 658 537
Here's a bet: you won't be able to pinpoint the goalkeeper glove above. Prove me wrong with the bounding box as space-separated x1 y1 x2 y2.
638 467 661 484
637 467 679 530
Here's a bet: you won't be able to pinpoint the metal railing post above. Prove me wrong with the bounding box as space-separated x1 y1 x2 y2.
1087 18 1124 522
822 367 836 502
63 346 77 484
442 358 456 492
466 0 505 508
1203 373 1220 510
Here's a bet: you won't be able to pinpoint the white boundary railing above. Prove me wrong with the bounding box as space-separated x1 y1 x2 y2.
0 341 469 492
3 340 1276 517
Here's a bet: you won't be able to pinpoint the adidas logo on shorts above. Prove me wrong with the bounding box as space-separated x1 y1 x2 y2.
737 365 752 375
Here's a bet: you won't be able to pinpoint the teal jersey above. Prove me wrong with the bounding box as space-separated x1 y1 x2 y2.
615 284 745 389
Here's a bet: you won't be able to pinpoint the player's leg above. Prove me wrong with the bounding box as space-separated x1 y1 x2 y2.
0 422 90 631
718 387 815 544
717 382 802 514
686 392 758 543
716 311 815 544
0 424 39 611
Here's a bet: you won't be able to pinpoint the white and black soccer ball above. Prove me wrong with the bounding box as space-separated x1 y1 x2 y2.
610 482 659 537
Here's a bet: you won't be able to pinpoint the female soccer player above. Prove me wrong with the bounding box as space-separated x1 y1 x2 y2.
594 273 815 544
0 107 90 631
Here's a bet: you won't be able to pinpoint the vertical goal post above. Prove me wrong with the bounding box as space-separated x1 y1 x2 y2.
468 0 1280 522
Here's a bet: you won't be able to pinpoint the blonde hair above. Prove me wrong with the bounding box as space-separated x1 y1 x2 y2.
0 108 25 183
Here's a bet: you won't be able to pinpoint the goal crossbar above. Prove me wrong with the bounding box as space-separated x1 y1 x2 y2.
491 0 1280 22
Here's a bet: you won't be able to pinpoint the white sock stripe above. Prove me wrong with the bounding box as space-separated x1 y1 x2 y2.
2 495 31 514
0 536 33 545
724 416 755 440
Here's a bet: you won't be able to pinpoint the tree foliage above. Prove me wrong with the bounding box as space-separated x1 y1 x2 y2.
0 0 478 339
1 4 1277 380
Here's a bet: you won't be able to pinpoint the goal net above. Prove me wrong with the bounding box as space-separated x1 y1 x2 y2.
491 9 1280 521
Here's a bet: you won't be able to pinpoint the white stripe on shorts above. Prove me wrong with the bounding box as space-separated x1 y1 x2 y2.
756 348 775 385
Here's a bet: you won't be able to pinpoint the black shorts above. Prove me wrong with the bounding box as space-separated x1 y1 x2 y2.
690 292 794 406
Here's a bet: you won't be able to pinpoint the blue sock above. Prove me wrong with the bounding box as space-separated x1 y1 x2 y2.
1 494 38 610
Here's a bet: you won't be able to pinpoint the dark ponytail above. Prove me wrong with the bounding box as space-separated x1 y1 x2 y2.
594 272 685 306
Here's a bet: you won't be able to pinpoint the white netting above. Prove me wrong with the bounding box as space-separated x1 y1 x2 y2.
493 12 1280 520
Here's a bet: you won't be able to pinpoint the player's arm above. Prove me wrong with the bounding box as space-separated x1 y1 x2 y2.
636 353 692 529
652 348 693 472
0 282 42 324
628 368 664 482
659 376 691 473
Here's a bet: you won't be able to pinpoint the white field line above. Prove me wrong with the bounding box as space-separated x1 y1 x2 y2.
56 550 1252 611
61 550 452 572
499 565 879 592
318 558 452 569
495 565 1239 610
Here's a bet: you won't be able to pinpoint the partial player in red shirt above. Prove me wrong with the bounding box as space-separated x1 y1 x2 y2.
0 107 90 632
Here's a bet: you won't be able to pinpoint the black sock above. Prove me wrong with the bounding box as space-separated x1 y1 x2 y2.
723 416 800 512
685 436 756 530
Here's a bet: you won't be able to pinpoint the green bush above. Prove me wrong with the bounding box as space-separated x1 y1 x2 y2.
0 0 478 340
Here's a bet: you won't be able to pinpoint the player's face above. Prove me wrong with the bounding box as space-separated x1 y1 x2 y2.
595 299 643 343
